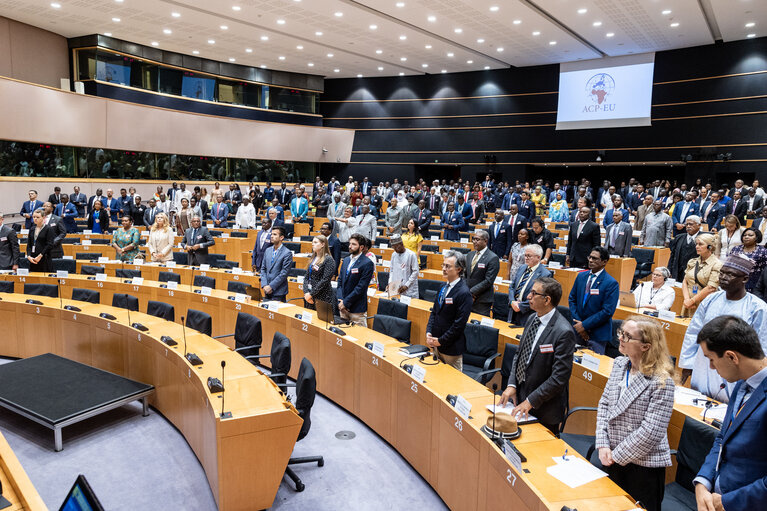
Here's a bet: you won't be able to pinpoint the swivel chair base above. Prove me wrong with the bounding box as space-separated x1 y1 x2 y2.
284 455 324 492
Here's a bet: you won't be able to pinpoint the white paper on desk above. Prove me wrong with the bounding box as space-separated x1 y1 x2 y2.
222 233 230 239
167 280 178 290
581 354 601 372
400 295 412 305
201 286 212 296
97 256 109 263
63 255 74 260
460 238 469 244
549 262 562 269
366 287 376 296
411 365 426 383
232 266 243 274
485 404 538 424
235 293 247 303
82 239 92 246
57 270 69 278
701 404 728 422
658 310 676 321
675 387 705 407
132 258 143 266
480 317 495 327
199 264 210 271
430 236 439 241
132 277 144 285
95 272 107 281
547 456 608 488
455 395 472 419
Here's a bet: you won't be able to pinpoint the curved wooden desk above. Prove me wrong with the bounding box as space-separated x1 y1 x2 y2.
0 431 45 510
0 293 301 511
1 274 636 511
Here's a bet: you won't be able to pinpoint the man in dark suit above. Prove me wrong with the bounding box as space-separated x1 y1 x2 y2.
669 216 702 280
442 202 464 241
182 216 215 265
320 222 342 273
465 230 500 316
53 194 78 233
117 188 133 219
455 195 473 226
48 186 62 206
505 204 527 252
728 190 748 223
426 250 473 370
568 247 619 354
500 278 575 433
701 191 726 231
277 182 292 207
143 199 159 228
425 189 441 216
413 200 432 238
672 192 701 236
518 191 535 221
694 316 767 511
603 211 633 257
566 206 601 268
488 209 512 260
87 188 106 217
337 233 375 326
42 201 67 259
0 215 20 270
745 187 765 219
508 244 553 325
132 196 147 227
251 217 273 272
20 190 44 230
260 226 293 302
70 186 87 218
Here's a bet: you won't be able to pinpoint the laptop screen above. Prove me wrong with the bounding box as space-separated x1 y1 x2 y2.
58 475 104 511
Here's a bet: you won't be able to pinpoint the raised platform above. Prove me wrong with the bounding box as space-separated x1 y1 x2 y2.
0 353 154 451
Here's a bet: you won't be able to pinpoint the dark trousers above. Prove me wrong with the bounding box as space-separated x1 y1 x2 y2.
472 301 492 317
606 463 665 511
589 339 607 355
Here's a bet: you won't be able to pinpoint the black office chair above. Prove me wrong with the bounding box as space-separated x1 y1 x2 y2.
116 268 141 279
632 248 655 282
216 260 239 269
556 305 573 325
227 281 248 294
230 231 248 238
492 292 509 321
284 357 323 492
371 315 412 344
112 293 139 311
80 264 104 275
90 239 110 245
158 271 181 283
71 288 100 304
288 268 307 278
453 246 470 255
23 283 58 298
499 343 518 389
76 252 101 260
551 253 567 265
418 254 427 270
53 258 77 273
172 252 187 265
462 323 501 384
418 279 443 303
147 300 174 321
214 312 262 353
61 238 78 244
558 407 600 466
420 244 439 253
0 281 13 293
299 236 314 242
283 242 302 253
377 271 389 292
207 254 226 266
662 417 718 510
209 230 223 238
241 332 291 388
376 298 408 319
193 275 215 289
606 319 623 359
186 309 212 336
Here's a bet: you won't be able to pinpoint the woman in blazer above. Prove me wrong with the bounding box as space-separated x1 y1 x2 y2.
596 315 675 511
147 212 176 262
303 234 336 310
26 209 55 273
87 199 110 234
681 233 722 317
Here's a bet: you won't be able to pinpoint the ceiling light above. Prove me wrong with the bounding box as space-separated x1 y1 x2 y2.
746 22 755 28
425 44 432 49
399 35 407 40
662 9 671 15
261 35 269 41
606 32 614 37
466 60 473 64
747 33 756 38
296 45 303 49
112 17 121 22
399 72 404 76
104 32 112 36
578 8 587 14
369 24 377 30
593 21 602 27
208 39 215 44
115 0 123 2
477 38 484 43
400 57 407 61
50 2 61 8
171 12 180 17
308 62 314 66
454 28 463 33
357 74 363 78
315 31 323 36
670 22 679 27
192 50 199 54
277 19 286 24
163 29 172 34
220 25 228 30
327 53 334 57
428 15 436 22
278 56 285 60
378 66 384 71
334 69 340 73
261 65 267 68
151 42 159 46
532 31 540 36
441 69 447 73
496 47 503 52
396 2 405 7
489 6 499 12
335 11 343 17
549 40 557 45
245 48 253 53
484 66 490 69
232 6 241 11
513 20 521 25
422 63 428 68
375 49 383 54
229 58 236 62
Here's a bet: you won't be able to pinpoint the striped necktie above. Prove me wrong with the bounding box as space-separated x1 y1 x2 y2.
515 317 541 383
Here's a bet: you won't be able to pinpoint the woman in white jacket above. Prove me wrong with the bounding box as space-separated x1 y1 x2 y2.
147 212 176 262
235 197 256 229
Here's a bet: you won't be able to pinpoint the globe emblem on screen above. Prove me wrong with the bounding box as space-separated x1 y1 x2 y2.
585 73 615 105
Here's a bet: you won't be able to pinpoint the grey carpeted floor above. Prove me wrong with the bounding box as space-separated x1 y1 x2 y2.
0 357 446 510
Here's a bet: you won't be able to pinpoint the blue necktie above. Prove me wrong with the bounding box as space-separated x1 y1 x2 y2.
437 284 448 305
583 274 595 305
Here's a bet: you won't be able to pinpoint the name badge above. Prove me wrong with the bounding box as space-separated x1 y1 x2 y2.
500 229 505 233
618 231 625 236
478 263 485 269
351 268 358 274
590 289 599 295
312 265 319 271
540 344 554 353
445 298 453 304
197 235 202 240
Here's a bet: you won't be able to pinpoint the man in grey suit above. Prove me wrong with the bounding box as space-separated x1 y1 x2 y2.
604 210 633 257
465 230 500 316
500 278 576 433
508 244 552 325
385 197 407 236
182 216 215 265
0 214 20 270
355 205 377 242
260 226 293 302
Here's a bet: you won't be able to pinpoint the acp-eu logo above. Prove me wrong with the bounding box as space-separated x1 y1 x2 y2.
583 73 615 113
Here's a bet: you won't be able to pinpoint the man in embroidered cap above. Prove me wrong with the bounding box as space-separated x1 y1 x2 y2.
680 254 767 401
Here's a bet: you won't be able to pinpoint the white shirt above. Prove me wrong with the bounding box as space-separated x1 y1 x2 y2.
633 282 676 311
510 307 557 379
235 203 256 229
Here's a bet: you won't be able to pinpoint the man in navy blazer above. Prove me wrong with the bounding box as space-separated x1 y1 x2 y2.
455 195 473 226
320 222 342 273
442 202 464 241
20 190 44 229
672 192 701 236
426 250 473 370
251 217 273 272
701 191 726 231
568 246 619 354
695 315 767 511
337 233 374 326
260 226 293 302
518 191 535 221
488 209 512 259
508 244 552 325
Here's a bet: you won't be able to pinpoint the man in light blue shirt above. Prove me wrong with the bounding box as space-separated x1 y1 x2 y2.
290 189 309 223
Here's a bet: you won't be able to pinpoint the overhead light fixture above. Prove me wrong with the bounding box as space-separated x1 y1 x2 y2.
229 58 236 62
549 40 557 45
308 62 314 66
606 32 615 37
220 25 228 30
151 42 159 46
357 74 363 77
192 50 199 54
466 60 473 64
171 12 181 17
662 9 672 15
232 6 241 11
489 6 499 12
208 39 215 44
496 47 503 52
447 52 454 57
334 11 343 17
428 15 436 22
484 66 490 70
104 32 112 36
296 45 303 49
422 63 428 68
50 2 61 8
477 38 484 43
441 70 447 73
513 20 521 25
577 8 587 14
399 35 407 40
399 72 404 76
277 19 286 24
400 57 407 61
593 21 602 27
163 29 172 34
425 44 432 49
378 66 384 71
375 49 383 54
532 31 540 36
396 2 405 7
278 56 285 60
315 31 323 36
670 22 679 27
112 17 121 22
327 53 334 57
454 28 463 33
747 33 756 38
261 35 269 41
746 22 755 28
369 24 377 30
245 48 253 53
334 69 340 73
261 64 267 68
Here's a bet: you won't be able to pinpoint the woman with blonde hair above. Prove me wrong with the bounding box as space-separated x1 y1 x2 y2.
596 316 675 511
717 214 743 257
682 233 722 317
147 212 176 262
303 234 337 310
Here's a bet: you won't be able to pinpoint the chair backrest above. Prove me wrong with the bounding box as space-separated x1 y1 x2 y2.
287 268 306 278
631 247 655 264
463 323 500 369
372 315 412 344
421 244 439 253
53 258 77 273
216 260 239 269
606 319 623 359
500 343 518 388
270 332 292 387
193 275 215 289
376 298 408 319
675 416 718 491
227 281 248 294
61 238 78 244
556 305 573 325
0 281 13 293
418 279 443 302
116 268 141 279
158 271 181 283
111 293 139 311
492 292 509 320
76 252 101 260
299 236 314 242
294 357 317 442
90 239 110 245
186 309 212 336
376 271 390 292
234 312 262 351
551 253 567 265
23 283 58 298
453 247 470 254
80 264 105 275
146 300 174 321
230 231 248 238
71 288 100 304
172 252 187 265
283 242 302 253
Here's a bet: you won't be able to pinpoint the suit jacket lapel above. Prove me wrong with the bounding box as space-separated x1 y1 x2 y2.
526 312 558 366
723 381 767 443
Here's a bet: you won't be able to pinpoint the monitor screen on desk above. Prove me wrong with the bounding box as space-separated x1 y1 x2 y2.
58 475 104 511
316 300 333 324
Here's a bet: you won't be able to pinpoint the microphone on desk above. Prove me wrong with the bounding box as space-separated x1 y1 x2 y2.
181 315 203 366
57 278 63 309
220 361 231 418
636 281 643 312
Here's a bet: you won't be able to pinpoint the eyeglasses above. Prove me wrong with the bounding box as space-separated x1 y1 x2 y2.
528 290 548 299
471 237 482 241
441 264 454 269
617 329 646 344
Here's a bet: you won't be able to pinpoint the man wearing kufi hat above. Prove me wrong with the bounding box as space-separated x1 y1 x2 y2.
680 254 767 401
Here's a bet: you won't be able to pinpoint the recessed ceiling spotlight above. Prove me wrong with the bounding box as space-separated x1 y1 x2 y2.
261 64 267 68
466 60 473 64
577 8 587 14
334 69 340 73
375 49 383 54
532 31 540 36
171 12 180 17
513 19 521 25
163 29 172 34
662 9 671 15
489 6 499 12
549 40 557 45
357 74 363 77
670 22 679 27
369 24 377 30
112 17 121 22
747 33 756 38
220 25 228 30
315 31 323 36
396 2 405 7
425 44 432 49
399 72 404 76
484 66 490 69
277 19 286 24
278 56 285 60
50 2 61 8
745 22 755 28
192 50 199 54
245 48 253 53
447 52 454 57
261 35 269 41
327 53 334 57
104 32 112 36
496 47 503 52
115 0 123 2
308 62 314 66
232 6 241 11
208 39 215 44
378 66 384 71
399 35 407 40
151 42 159 46
593 21 602 27
400 57 407 61
454 28 462 33
606 32 614 37
335 12 343 17
477 38 485 43
229 58 236 62
296 45 303 49
428 15 436 22
441 69 447 73
422 63 428 68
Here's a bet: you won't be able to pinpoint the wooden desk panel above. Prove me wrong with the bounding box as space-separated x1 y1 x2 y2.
317 329 357 414
0 431 46 511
